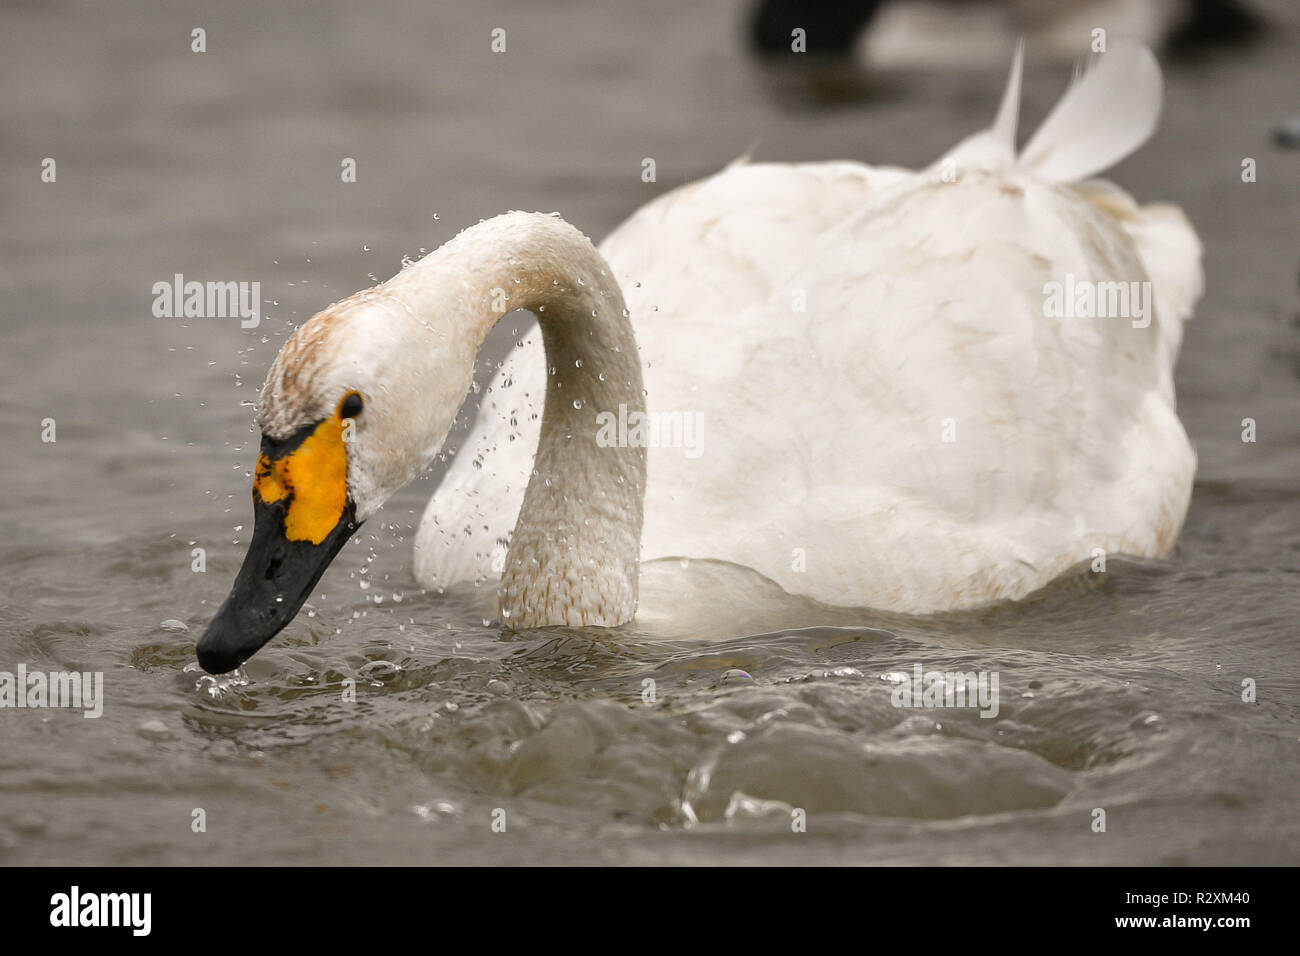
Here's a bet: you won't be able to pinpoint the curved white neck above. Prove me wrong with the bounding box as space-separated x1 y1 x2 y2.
389 212 646 627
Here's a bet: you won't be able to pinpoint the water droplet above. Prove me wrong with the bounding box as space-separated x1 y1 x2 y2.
719 668 755 687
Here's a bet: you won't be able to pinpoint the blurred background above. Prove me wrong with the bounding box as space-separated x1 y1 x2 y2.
1 0 1297 865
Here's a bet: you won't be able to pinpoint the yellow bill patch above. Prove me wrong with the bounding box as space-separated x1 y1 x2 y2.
252 416 349 544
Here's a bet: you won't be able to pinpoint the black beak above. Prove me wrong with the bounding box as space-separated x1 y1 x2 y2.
196 495 358 674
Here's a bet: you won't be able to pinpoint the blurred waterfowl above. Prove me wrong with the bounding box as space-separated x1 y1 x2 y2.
198 43 1202 674
747 0 1264 102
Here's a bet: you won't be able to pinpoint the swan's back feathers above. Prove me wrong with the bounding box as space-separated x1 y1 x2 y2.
1019 42 1163 182
991 40 1024 160
945 41 1163 185
1073 179 1203 404
942 41 1023 173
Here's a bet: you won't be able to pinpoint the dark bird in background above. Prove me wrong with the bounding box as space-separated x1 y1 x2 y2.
746 0 1264 106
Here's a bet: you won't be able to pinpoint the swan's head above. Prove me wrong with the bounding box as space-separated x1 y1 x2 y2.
197 289 471 674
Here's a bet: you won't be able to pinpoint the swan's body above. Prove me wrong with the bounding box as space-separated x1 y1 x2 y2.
416 43 1201 616
197 43 1201 674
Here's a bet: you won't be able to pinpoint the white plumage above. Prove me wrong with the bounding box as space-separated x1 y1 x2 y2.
414 43 1201 617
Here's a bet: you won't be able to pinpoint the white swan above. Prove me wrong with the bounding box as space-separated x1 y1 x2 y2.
197 43 1201 674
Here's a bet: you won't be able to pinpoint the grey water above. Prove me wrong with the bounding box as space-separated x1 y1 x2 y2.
1 0 1298 864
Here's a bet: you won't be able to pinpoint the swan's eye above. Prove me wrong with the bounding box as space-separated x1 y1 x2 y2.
339 391 364 419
